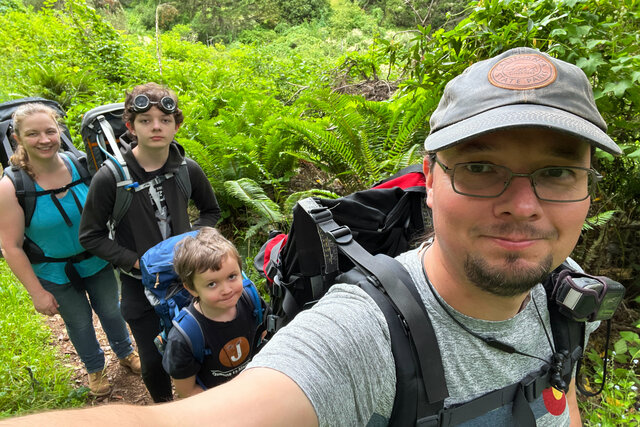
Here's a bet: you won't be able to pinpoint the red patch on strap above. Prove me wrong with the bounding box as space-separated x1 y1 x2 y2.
542 387 566 416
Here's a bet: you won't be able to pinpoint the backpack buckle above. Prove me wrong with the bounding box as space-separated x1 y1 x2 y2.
328 225 352 244
416 413 442 427
306 205 333 223
520 367 550 402
266 314 281 333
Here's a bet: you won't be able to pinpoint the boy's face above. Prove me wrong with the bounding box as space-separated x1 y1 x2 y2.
187 255 244 315
126 106 180 150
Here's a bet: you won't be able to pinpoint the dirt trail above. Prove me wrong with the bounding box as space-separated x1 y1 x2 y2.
45 314 153 406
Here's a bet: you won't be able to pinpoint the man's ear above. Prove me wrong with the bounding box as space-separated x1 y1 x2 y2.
174 122 181 132
423 156 435 209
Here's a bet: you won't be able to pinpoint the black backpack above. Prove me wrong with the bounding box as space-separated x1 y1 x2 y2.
254 166 621 426
255 164 429 332
0 97 82 169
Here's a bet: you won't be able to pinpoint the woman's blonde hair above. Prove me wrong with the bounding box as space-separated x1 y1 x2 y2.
9 103 60 179
173 227 242 291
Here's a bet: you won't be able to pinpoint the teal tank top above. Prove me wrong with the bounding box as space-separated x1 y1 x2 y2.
25 153 107 284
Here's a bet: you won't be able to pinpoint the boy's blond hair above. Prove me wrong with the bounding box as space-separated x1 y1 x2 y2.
173 227 242 290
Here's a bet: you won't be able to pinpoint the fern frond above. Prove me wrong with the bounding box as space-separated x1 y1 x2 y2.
281 118 351 173
244 217 278 241
224 178 284 226
283 189 340 215
392 144 423 171
583 210 619 231
179 138 225 180
387 93 434 159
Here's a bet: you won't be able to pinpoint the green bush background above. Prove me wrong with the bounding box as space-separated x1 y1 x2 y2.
0 0 638 421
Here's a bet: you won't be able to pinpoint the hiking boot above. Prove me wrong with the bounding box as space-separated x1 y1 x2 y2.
88 370 111 396
119 351 141 375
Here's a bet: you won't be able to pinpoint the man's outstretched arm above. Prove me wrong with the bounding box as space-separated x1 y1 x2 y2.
1 368 318 427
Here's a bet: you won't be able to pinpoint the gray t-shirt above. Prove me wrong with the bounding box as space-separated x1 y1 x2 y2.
248 248 594 426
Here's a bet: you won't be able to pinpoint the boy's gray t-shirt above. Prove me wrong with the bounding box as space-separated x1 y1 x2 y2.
247 248 592 426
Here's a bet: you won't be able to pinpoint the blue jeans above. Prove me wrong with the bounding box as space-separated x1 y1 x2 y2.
41 265 134 373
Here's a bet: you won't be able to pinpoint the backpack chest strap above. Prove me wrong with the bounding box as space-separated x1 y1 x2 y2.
130 172 175 212
418 364 554 427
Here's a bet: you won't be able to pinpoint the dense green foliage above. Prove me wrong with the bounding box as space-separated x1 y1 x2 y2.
579 305 640 425
0 0 639 420
0 261 88 417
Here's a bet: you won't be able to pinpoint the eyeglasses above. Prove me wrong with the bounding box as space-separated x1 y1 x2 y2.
433 156 601 202
130 94 177 114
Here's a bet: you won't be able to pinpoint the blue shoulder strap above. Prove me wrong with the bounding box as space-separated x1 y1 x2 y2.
172 308 207 364
242 271 263 325
172 308 210 390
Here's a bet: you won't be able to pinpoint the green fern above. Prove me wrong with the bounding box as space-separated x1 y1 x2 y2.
283 189 340 215
582 210 619 231
224 178 285 226
385 92 434 160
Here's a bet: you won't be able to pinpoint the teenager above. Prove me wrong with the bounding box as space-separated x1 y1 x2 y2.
79 83 221 402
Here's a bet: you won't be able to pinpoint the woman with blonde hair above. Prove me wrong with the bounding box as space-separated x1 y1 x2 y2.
0 102 140 396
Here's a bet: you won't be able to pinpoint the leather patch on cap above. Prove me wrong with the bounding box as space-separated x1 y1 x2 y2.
488 53 557 90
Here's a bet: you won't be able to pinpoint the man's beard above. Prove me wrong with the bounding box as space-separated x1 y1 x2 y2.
464 252 553 297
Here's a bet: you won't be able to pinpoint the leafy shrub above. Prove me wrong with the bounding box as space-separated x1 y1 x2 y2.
579 311 640 425
0 261 87 417
0 0 24 13
277 0 330 25
329 1 380 38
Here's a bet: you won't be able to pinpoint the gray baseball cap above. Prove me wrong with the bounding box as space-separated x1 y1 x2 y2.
424 47 622 155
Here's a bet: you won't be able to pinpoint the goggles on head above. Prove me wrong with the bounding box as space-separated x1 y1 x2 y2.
130 94 177 114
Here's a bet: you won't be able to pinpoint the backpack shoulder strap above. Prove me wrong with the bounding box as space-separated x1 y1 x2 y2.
241 271 264 326
4 164 37 227
544 262 586 389
175 158 191 200
59 132 83 159
341 254 446 426
60 151 91 185
301 196 449 409
173 308 208 365
103 158 133 237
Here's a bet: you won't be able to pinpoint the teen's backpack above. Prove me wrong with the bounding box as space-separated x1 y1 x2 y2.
140 230 265 368
254 166 623 426
0 97 82 169
80 103 190 238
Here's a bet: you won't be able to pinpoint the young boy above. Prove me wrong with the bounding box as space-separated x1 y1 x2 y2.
163 227 266 397
79 83 221 402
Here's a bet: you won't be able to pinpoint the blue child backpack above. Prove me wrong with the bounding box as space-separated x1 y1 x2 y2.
140 230 264 364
